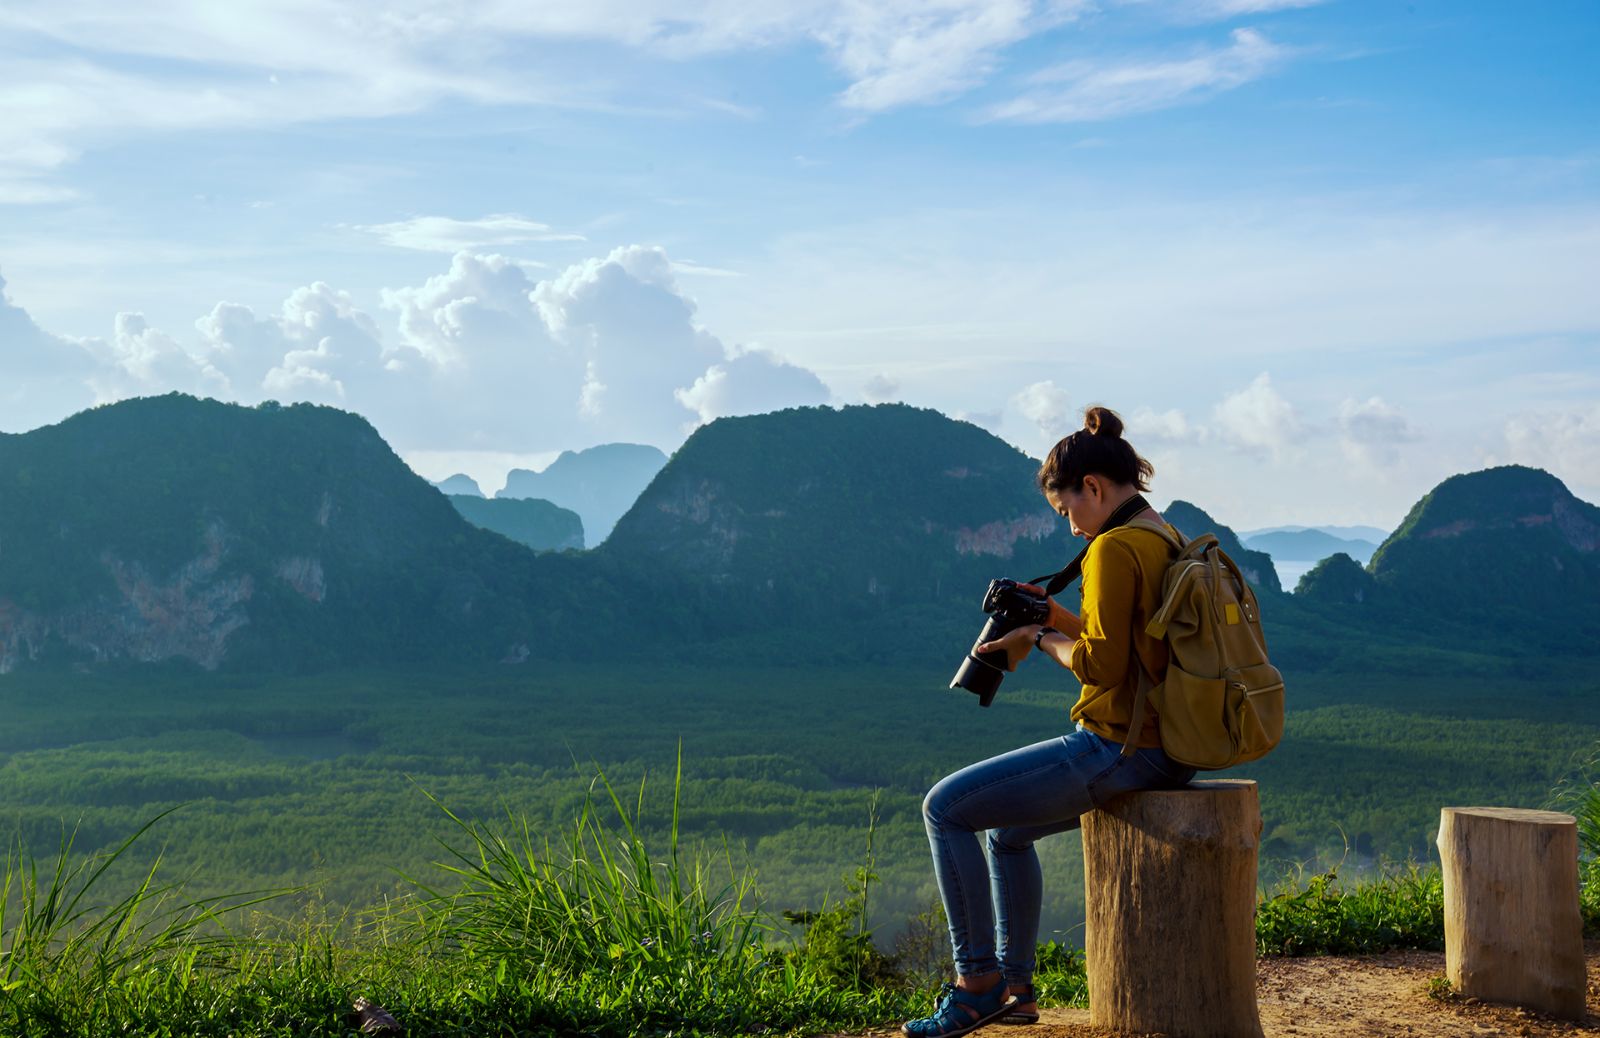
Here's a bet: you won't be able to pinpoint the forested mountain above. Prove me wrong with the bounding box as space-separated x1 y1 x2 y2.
1367 466 1598 647
448 495 584 552
1 396 1593 674
498 443 667 544
0 395 558 672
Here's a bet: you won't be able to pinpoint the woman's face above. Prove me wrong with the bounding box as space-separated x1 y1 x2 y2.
1045 476 1114 539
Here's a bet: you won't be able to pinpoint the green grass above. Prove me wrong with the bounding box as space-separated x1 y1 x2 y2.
8 760 1600 1036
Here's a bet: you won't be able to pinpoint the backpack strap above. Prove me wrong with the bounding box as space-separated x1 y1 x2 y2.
1118 520 1184 757
1120 649 1158 758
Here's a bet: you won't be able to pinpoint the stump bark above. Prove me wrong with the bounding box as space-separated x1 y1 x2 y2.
1081 778 1263 1038
1437 806 1586 1020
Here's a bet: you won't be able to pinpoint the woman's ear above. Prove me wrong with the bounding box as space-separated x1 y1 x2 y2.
1081 474 1103 503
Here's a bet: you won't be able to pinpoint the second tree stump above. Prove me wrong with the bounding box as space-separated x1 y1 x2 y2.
1081 778 1263 1038
1437 806 1586 1020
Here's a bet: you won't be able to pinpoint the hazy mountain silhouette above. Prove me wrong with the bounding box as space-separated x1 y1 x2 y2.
433 473 484 497
1243 529 1379 564
497 443 667 544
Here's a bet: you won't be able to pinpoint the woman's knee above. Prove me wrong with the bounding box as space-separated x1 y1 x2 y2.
987 827 1033 855
923 774 973 830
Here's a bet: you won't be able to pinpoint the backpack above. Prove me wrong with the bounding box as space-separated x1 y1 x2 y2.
1119 517 1285 770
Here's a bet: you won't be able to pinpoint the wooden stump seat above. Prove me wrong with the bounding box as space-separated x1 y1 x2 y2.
1437 806 1586 1020
1081 778 1264 1038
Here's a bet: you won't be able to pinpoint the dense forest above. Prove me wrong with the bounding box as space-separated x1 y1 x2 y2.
0 647 1593 944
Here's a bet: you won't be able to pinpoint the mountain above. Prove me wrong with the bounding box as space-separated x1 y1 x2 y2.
599 403 1077 650
1295 552 1376 603
433 473 484 497
1242 529 1379 564
449 495 583 552
497 443 667 545
1357 465 1600 646
0 394 553 673
1242 524 1389 543
1160 501 1283 595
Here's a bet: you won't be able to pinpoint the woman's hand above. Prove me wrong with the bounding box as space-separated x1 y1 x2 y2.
976 623 1042 672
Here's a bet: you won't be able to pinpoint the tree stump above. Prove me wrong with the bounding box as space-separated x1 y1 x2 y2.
1081 778 1263 1037
1437 806 1586 1020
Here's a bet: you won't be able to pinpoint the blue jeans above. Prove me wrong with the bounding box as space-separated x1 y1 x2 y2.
921 723 1197 986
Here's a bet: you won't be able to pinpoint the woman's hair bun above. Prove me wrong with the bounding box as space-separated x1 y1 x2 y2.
1083 405 1124 439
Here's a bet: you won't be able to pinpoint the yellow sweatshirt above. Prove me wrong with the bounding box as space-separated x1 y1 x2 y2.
1065 522 1180 749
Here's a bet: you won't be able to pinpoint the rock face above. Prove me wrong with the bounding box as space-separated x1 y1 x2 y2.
497 443 667 545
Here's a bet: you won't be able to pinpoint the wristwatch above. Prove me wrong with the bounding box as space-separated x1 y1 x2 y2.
1034 626 1058 651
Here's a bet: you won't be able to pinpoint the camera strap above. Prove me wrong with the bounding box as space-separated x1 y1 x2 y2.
1028 493 1152 597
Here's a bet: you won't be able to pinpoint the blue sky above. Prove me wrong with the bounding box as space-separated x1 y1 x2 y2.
1 0 1596 529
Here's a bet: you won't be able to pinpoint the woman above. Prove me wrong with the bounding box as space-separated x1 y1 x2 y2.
902 406 1198 1038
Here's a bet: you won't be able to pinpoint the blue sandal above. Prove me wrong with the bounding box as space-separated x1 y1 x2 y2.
901 981 1012 1038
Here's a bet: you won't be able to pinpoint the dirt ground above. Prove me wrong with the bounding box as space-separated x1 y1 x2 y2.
836 942 1600 1038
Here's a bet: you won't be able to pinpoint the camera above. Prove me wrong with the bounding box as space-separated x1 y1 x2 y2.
949 578 1052 707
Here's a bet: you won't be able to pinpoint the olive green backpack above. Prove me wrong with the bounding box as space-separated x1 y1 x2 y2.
1120 518 1285 770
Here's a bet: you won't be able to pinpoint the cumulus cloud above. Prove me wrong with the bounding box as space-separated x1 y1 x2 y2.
194 282 388 406
1495 403 1600 499
356 214 584 253
863 373 902 403
1211 372 1302 458
0 269 98 430
675 347 831 425
985 27 1288 123
1 246 833 453
1012 379 1075 441
1127 406 1196 444
1337 395 1420 468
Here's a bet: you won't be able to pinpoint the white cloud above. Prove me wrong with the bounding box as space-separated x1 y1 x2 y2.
863 373 902 403
1337 395 1419 468
356 214 584 253
1495 403 1600 501
1211 372 1301 458
675 348 831 426
1012 379 1075 442
1 244 833 453
0 0 1087 200
827 0 1079 112
985 27 1289 123
0 268 97 430
1128 406 1195 444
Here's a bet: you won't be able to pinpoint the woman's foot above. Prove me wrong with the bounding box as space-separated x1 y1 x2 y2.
901 977 1012 1038
998 984 1038 1025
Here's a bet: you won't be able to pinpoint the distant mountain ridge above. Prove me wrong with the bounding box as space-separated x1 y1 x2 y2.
498 443 667 545
1243 529 1379 564
1 396 1592 673
433 473 484 497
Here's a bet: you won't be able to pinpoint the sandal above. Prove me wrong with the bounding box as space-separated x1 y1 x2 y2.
998 986 1039 1025
901 980 1012 1038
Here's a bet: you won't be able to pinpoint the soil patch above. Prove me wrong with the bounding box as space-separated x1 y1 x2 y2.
836 941 1600 1037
